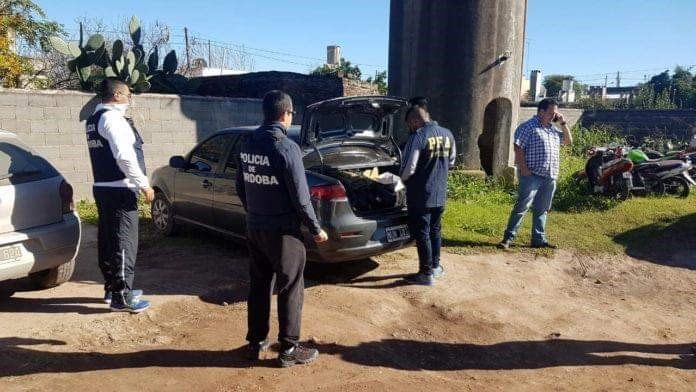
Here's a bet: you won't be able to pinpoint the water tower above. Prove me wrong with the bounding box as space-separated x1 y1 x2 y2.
389 0 528 177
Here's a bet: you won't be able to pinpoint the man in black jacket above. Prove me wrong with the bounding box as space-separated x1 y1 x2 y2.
236 90 328 367
86 78 153 313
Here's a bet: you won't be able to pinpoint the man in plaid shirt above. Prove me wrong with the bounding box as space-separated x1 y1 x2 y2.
499 98 573 249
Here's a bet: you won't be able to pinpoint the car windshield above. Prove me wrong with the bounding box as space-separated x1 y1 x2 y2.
314 110 385 141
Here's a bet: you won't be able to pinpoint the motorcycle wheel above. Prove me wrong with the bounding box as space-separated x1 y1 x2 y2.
647 177 665 196
662 176 690 198
617 178 631 200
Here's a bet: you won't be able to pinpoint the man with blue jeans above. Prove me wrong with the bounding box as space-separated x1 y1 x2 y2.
401 106 456 286
500 98 572 249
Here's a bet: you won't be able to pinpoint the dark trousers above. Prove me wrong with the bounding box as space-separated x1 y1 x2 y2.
408 206 444 275
246 227 306 351
93 186 139 296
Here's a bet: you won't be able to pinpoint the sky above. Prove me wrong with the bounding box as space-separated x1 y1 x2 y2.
37 0 696 87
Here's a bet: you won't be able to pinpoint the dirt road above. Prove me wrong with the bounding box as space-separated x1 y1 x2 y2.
1 225 695 391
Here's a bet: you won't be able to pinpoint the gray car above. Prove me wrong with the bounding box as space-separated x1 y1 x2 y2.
150 96 413 262
0 131 81 292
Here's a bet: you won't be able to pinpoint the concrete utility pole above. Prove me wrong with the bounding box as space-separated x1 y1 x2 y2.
389 0 527 177
616 71 621 88
184 27 191 72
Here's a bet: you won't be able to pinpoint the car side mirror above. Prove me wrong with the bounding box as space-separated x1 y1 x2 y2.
169 156 187 169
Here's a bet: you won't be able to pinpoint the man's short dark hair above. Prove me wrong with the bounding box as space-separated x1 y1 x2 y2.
405 105 429 122
408 96 429 109
538 98 558 112
100 78 128 101
262 90 293 122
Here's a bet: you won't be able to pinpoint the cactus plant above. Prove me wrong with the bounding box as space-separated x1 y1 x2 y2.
49 15 189 93
49 22 107 90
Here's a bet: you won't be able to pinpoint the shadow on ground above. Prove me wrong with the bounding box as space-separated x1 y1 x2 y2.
614 213 696 270
316 338 696 370
0 337 694 378
0 222 388 312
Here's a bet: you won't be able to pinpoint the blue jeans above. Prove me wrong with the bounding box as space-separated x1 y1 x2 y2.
408 207 444 275
504 175 557 245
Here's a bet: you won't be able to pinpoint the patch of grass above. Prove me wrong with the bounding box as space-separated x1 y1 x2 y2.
443 182 696 255
443 126 696 255
76 200 98 225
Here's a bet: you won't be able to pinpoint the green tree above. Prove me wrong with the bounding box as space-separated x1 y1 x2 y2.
671 66 695 108
542 74 573 98
648 70 671 94
311 57 361 80
0 0 63 87
365 70 387 94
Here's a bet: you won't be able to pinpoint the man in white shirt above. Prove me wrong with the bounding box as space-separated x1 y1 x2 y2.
86 78 154 313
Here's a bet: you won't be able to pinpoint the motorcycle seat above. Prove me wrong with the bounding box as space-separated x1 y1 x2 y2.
637 160 684 172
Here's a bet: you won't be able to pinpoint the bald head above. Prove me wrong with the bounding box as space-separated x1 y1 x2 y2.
405 106 430 132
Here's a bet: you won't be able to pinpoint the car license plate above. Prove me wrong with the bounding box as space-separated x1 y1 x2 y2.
0 245 21 264
622 172 632 179
386 224 410 243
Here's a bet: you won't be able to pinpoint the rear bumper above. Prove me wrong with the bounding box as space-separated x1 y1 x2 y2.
0 212 81 282
306 209 413 263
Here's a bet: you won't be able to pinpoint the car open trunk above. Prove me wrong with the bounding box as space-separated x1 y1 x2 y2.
300 96 409 216
304 142 406 216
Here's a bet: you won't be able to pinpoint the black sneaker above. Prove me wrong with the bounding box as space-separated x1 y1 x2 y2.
278 345 319 368
403 273 434 286
245 339 271 360
531 242 558 249
498 239 512 249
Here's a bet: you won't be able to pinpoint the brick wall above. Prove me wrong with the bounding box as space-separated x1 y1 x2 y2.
193 71 378 122
0 89 262 201
342 78 379 96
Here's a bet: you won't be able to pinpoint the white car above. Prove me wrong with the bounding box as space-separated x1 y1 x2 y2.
0 131 81 295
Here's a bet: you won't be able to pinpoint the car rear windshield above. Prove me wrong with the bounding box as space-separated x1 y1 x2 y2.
0 139 58 185
315 110 387 141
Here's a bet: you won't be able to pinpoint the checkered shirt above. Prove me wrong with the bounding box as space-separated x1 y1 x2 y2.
514 116 564 179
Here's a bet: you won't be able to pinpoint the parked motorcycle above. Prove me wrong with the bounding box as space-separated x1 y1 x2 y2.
627 149 695 198
581 146 634 200
642 149 696 178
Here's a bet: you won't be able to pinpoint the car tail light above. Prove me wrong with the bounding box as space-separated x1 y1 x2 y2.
310 184 347 201
59 180 74 214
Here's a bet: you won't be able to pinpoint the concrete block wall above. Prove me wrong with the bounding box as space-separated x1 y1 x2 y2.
0 88 262 200
518 107 584 128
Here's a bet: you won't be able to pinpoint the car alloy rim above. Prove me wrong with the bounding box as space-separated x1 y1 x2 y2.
152 198 169 230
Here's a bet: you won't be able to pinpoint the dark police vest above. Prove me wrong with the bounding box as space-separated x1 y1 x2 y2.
86 109 146 183
405 121 454 210
238 123 299 229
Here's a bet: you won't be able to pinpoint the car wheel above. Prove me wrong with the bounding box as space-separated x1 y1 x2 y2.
152 192 179 236
29 259 76 289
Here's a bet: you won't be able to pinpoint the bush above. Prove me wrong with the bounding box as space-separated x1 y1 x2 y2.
447 171 514 205
567 125 625 158
553 150 620 212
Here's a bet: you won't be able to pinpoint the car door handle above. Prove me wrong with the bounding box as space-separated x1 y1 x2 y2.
201 179 213 189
